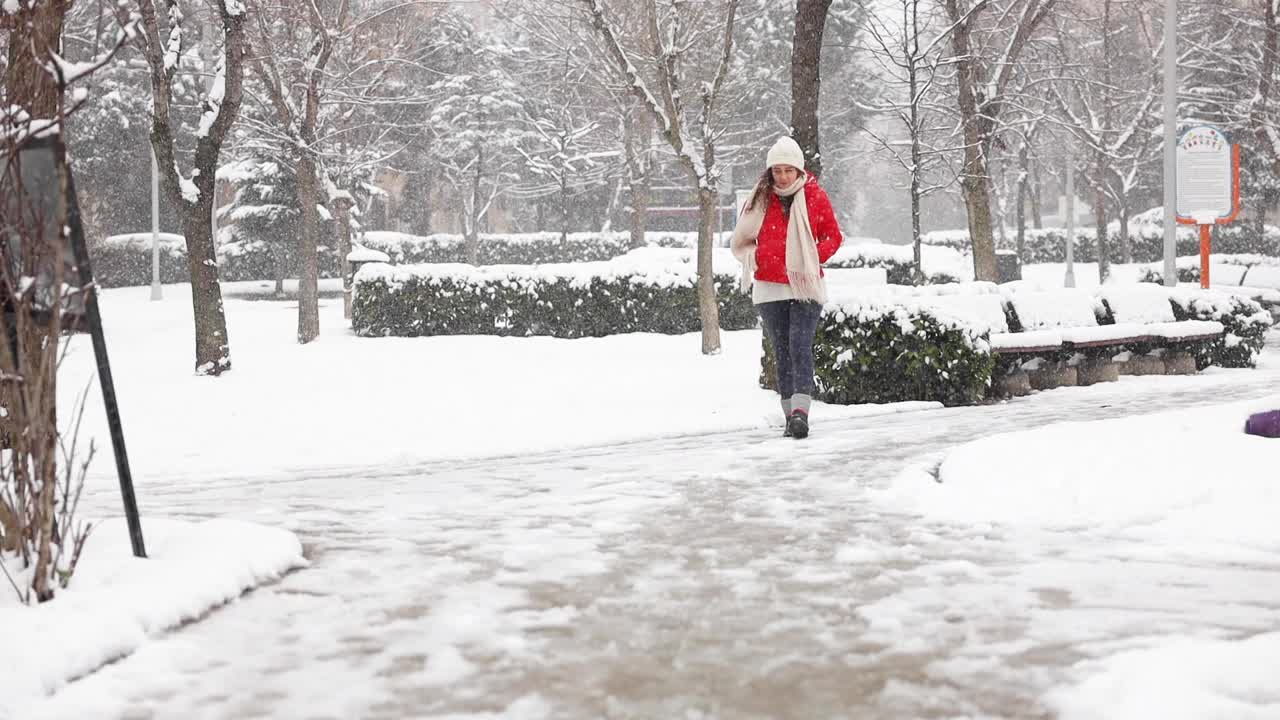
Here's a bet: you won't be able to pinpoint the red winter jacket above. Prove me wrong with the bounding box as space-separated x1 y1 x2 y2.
753 173 843 284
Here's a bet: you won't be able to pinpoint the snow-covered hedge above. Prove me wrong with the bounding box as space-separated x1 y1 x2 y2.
1136 254 1280 285
813 294 996 406
90 233 188 288
89 233 342 287
825 242 968 285
350 248 755 338
357 230 710 266
803 283 1269 405
1167 289 1273 369
923 215 1280 264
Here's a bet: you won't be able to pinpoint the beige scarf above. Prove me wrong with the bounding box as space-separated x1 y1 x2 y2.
730 176 826 304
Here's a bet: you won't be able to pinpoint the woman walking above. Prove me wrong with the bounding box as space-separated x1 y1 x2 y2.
731 136 843 439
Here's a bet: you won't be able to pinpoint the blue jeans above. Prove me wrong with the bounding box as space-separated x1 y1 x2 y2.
758 300 822 399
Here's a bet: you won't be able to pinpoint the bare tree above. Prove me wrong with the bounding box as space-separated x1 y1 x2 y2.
114 0 244 374
1249 0 1279 182
580 0 741 355
244 0 349 344
941 0 1056 281
1 0 126 602
860 0 959 281
1049 0 1161 279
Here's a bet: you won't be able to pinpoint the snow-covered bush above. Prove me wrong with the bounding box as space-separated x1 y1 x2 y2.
90 233 188 288
89 233 342 287
923 219 1280 265
350 250 754 338
811 297 995 406
1137 254 1280 285
357 230 706 267
1169 290 1272 369
825 242 968 285
216 237 341 282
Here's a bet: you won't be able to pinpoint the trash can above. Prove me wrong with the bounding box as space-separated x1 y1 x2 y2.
996 250 1022 283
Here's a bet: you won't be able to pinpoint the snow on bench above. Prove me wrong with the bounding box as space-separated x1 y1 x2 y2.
914 293 1009 335
989 329 1063 352
1006 289 1102 331
990 287 1224 355
1099 285 1225 342
1143 320 1225 339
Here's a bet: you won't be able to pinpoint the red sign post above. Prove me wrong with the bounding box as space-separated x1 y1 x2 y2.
1174 126 1241 289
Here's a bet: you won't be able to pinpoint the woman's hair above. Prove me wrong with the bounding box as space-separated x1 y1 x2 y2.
743 168 775 213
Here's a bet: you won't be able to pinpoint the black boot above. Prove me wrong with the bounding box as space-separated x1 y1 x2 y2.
787 410 809 439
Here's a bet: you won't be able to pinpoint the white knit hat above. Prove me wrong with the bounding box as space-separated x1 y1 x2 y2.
765 136 805 171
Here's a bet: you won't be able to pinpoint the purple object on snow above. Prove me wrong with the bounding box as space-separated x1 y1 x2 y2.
1244 410 1280 438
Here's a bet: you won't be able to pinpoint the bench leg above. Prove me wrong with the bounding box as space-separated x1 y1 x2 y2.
1118 353 1165 376
1077 357 1120 385
994 369 1032 397
1163 350 1198 375
1028 361 1078 390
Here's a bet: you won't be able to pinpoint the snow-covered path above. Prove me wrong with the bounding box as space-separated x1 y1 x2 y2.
34 343 1280 719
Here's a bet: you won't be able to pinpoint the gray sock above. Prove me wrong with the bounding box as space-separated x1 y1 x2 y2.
792 394 812 415
780 397 791 418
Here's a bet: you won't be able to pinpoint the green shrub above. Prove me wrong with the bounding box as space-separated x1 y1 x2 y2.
809 301 995 406
924 222 1280 265
89 231 341 286
357 230 707 266
89 233 189 288
351 260 756 338
825 243 968 285
1169 289 1272 369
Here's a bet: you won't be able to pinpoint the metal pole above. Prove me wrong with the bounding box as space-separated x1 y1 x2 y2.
1162 0 1178 286
1065 160 1076 288
151 148 162 301
56 139 147 558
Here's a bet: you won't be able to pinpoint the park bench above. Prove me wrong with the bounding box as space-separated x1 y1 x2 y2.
1237 265 1280 323
987 287 1224 395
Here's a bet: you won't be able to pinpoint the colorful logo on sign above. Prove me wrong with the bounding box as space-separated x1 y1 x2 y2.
1179 128 1226 152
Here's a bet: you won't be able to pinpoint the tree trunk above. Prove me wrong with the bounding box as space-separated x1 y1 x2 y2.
5 0 68 119
466 144 482 264
791 0 833 176
1017 142 1029 262
1093 156 1111 281
560 172 570 243
1117 195 1132 264
1031 157 1044 228
962 173 998 282
294 156 320 343
696 187 722 354
947 6 997 281
274 240 287 298
631 174 651 249
1119 202 1131 263
420 168 434 235
182 193 231 374
334 201 353 319
6 0 69 596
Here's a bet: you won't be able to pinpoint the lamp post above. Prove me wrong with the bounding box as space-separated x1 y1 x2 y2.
1162 0 1178 286
1065 160 1076 288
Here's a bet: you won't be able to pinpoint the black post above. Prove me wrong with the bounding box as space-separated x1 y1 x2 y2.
53 138 147 558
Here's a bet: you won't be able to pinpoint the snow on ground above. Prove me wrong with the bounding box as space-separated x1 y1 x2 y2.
8 272 1279 718
55 280 934 486
0 519 304 718
1047 632 1280 720
878 393 1280 553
